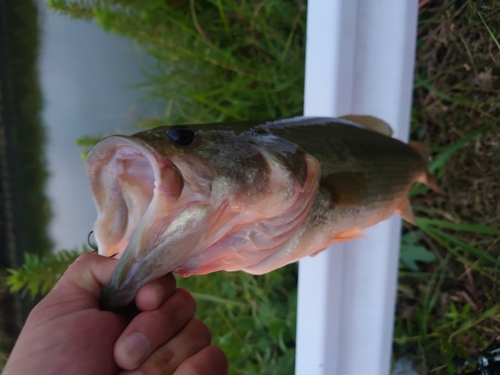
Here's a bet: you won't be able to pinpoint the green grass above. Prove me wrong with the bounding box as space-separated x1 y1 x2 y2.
395 1 500 373
176 267 297 374
4 0 499 374
49 0 306 125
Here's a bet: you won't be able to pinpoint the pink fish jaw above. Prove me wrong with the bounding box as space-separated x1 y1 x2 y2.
85 136 185 259
86 136 213 310
99 201 213 311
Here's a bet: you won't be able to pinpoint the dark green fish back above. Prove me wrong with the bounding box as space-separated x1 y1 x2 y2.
261 118 426 220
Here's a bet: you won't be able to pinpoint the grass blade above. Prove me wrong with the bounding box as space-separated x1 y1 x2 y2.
421 225 500 267
416 218 500 235
429 119 498 173
477 11 500 52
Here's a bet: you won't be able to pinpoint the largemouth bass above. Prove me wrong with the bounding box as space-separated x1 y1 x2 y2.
86 116 440 311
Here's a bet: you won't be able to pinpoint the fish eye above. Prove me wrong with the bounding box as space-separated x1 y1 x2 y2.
166 126 195 146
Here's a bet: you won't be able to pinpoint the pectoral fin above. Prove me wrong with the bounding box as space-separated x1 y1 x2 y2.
341 115 394 136
320 172 366 207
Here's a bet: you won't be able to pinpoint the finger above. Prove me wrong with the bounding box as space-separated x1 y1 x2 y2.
135 273 177 311
122 318 212 375
173 346 228 375
60 253 117 299
114 288 196 370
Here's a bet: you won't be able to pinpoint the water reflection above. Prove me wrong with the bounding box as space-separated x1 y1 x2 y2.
38 2 159 250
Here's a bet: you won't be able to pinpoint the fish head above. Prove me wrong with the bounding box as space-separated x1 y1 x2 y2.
86 123 319 310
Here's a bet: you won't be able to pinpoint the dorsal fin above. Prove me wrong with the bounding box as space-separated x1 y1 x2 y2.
340 115 394 137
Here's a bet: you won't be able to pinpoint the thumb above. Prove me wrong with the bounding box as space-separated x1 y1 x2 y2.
33 253 118 317
59 253 118 299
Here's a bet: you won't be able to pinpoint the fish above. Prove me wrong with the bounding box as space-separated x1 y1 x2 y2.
86 115 441 311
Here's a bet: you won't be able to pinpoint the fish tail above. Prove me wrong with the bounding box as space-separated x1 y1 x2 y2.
409 141 444 195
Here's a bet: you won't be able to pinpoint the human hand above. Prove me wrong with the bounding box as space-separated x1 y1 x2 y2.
3 253 227 375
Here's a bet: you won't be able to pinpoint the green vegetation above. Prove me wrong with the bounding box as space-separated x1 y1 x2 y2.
0 0 52 257
394 2 500 373
49 0 306 125
0 0 51 368
176 267 297 374
5 0 499 374
7 249 84 299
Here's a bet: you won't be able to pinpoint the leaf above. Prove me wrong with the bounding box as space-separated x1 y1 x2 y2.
400 244 437 271
479 306 500 319
459 319 472 330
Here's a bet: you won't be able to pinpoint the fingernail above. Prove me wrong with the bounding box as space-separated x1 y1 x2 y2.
120 332 150 367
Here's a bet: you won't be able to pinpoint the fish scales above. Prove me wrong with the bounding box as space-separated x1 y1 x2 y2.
86 116 439 310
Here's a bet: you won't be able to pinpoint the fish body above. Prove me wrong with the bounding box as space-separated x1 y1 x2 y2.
86 116 439 310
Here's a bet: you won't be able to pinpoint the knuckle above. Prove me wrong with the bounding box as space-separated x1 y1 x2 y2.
75 252 95 263
65 253 94 275
176 288 197 311
190 318 212 345
208 346 229 373
142 345 176 374
69 253 101 272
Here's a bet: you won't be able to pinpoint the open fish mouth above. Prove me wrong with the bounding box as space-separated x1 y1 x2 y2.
86 136 184 260
86 136 196 309
86 128 320 311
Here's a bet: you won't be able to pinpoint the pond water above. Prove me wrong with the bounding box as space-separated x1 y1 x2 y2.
38 2 160 251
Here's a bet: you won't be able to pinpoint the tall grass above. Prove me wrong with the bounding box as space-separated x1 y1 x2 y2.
49 0 306 124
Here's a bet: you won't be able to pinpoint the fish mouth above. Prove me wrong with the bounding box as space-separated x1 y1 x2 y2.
86 136 183 259
86 136 190 310
86 134 319 311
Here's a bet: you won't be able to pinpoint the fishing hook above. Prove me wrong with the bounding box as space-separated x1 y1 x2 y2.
87 230 98 253
88 231 118 258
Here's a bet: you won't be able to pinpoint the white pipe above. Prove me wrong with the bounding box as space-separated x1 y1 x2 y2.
295 1 419 374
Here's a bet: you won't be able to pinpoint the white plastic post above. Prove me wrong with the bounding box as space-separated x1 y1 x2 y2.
295 1 419 375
